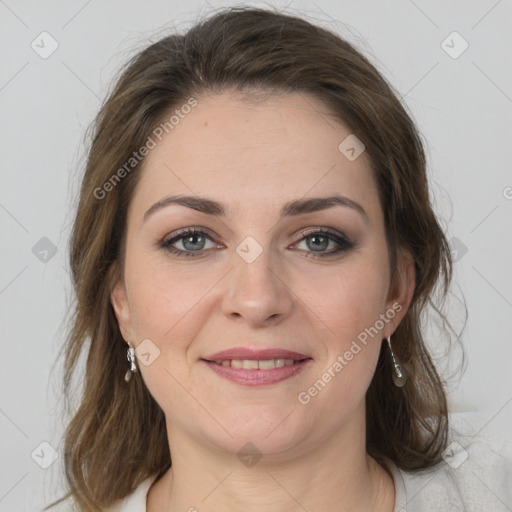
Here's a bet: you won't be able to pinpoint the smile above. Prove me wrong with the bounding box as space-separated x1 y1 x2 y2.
201 358 313 386
209 358 308 369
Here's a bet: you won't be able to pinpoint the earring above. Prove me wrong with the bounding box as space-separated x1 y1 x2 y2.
124 342 138 383
386 336 407 387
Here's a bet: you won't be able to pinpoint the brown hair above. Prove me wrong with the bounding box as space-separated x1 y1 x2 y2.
48 6 456 510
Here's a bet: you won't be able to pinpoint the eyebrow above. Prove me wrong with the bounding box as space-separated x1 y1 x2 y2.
143 194 369 223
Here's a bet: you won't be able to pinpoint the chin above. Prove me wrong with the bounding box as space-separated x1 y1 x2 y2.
206 408 309 455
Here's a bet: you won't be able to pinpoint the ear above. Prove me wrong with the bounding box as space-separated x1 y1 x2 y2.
382 248 416 339
110 270 135 344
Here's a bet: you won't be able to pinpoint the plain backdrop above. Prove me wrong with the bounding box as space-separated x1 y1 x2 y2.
0 0 511 510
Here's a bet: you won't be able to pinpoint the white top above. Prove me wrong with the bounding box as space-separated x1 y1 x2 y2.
103 414 512 511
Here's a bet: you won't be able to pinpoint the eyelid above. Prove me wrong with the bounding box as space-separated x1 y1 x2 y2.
161 226 217 242
159 225 355 258
292 227 354 255
162 225 350 242
298 227 352 243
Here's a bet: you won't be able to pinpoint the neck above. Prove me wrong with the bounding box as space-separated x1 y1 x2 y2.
147 411 395 512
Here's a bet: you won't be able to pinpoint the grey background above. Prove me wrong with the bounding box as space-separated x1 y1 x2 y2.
0 0 511 510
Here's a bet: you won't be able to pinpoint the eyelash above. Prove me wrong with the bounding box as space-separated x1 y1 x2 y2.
159 227 354 259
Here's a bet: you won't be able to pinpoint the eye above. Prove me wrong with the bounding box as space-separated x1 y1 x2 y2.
160 227 220 257
293 228 354 258
160 226 354 259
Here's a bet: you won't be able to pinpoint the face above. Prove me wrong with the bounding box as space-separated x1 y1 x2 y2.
111 91 414 458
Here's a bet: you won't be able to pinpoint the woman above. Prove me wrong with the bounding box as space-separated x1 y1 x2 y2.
47 6 511 512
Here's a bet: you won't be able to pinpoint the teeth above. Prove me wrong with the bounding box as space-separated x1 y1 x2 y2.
243 360 259 370
218 358 299 369
259 359 278 369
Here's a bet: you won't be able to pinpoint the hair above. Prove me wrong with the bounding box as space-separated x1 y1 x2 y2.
47 5 456 511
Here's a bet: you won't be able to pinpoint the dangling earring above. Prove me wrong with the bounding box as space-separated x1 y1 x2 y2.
124 342 137 383
386 336 407 387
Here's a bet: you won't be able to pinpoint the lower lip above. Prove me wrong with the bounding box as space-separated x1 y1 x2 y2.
202 359 313 386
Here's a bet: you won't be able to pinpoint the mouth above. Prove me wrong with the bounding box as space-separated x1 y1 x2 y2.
202 357 312 369
203 347 312 364
200 348 313 386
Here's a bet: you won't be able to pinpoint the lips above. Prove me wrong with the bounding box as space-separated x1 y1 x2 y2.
202 347 311 363
203 357 313 386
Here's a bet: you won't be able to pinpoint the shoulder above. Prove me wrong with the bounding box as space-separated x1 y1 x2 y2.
390 412 512 512
103 475 159 512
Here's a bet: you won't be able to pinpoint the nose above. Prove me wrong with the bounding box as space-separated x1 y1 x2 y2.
221 244 294 328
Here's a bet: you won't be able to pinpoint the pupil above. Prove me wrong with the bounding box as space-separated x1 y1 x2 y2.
308 235 328 251
184 234 204 250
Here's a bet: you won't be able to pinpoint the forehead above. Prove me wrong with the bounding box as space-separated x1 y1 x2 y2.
129 91 379 221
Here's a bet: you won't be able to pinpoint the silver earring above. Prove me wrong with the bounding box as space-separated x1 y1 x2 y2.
124 342 137 383
386 336 407 387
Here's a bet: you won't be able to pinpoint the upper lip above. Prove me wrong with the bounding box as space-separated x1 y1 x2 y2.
203 347 312 363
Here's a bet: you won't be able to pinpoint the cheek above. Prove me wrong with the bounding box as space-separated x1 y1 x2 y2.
123 254 208 408
304 260 389 335
302 258 388 386
123 240 208 336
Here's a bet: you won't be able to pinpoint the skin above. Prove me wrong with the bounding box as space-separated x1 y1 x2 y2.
111 90 415 511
